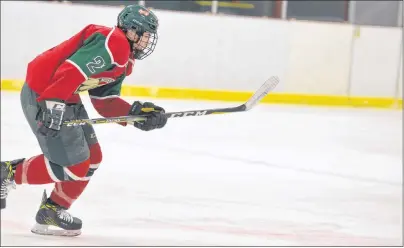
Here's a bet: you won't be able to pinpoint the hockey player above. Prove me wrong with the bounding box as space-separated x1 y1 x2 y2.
0 5 167 236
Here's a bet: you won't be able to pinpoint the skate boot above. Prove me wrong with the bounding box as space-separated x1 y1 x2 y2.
31 190 82 237
1 158 24 209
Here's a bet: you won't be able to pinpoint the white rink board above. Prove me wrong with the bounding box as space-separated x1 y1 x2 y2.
348 26 402 98
398 45 403 99
130 12 291 92
0 1 403 99
284 21 353 95
0 1 120 79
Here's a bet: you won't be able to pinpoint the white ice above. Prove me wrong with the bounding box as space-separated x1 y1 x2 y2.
1 91 402 246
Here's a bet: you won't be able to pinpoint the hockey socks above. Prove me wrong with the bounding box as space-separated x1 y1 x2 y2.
13 143 102 208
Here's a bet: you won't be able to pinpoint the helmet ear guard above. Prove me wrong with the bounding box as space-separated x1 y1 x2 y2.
117 5 159 60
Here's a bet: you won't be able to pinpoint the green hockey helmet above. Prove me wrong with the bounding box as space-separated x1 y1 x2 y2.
117 5 159 60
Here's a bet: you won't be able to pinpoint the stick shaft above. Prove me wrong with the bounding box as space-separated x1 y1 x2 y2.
63 76 279 127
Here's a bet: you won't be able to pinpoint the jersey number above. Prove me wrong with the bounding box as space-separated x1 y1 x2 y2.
86 56 106 74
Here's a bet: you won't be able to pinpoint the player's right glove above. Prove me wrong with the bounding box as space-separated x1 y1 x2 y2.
129 101 168 131
37 99 66 137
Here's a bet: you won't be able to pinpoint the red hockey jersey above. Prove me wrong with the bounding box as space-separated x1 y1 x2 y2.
25 24 135 120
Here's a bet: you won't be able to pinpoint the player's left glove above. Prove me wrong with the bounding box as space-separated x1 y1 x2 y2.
129 101 167 131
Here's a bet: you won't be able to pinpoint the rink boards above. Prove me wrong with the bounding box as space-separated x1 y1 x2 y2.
1 1 402 109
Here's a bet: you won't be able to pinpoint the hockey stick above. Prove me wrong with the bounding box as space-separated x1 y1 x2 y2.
63 76 279 127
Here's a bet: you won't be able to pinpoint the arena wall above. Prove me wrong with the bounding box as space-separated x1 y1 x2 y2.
1 1 402 108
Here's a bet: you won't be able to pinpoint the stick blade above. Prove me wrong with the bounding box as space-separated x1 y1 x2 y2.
244 76 280 111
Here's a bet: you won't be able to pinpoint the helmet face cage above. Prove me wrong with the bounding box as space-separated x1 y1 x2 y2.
132 31 158 60
117 5 159 60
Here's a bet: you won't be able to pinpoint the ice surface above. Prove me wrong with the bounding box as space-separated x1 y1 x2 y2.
1 91 402 246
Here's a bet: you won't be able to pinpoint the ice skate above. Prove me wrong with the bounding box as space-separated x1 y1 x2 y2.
31 190 82 237
1 158 24 209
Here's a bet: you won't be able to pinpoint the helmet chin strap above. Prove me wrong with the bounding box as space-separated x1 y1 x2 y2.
124 28 143 52
127 37 135 52
126 37 144 59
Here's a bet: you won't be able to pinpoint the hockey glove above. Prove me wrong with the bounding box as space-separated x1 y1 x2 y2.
129 101 167 131
37 99 66 137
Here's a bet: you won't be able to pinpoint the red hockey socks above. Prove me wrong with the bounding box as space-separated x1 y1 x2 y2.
14 155 55 185
50 180 90 209
13 143 102 209
14 155 90 185
50 143 102 209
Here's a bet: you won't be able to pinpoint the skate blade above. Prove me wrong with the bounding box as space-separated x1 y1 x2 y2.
31 224 81 237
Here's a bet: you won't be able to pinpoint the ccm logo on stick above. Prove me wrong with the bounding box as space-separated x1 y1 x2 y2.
170 111 207 118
